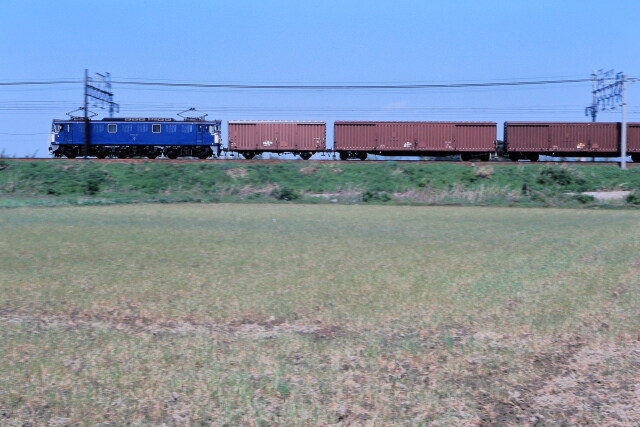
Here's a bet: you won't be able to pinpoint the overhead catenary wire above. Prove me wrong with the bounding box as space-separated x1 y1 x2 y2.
109 78 596 89
0 77 626 89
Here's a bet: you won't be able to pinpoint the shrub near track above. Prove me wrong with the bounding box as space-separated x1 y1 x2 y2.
0 160 639 207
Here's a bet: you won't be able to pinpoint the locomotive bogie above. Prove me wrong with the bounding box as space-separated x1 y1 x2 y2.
337 151 368 160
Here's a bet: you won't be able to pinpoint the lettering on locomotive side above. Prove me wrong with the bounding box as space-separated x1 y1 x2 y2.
122 117 176 122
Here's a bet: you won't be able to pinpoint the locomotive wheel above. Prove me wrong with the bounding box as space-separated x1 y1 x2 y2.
165 152 178 159
300 153 312 160
66 152 76 159
147 153 158 159
197 149 212 159
242 152 256 160
95 153 107 159
339 152 349 161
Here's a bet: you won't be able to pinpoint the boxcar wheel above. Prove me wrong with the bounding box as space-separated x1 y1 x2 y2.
358 152 368 161
529 154 539 162
300 153 312 160
631 154 639 163
242 152 256 160
339 152 349 161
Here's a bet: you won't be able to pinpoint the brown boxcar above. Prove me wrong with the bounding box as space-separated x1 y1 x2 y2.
628 123 640 162
333 121 497 160
228 121 326 159
504 122 621 161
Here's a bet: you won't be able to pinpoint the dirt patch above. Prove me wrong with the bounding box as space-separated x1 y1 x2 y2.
225 168 248 179
566 191 631 201
305 190 362 201
308 325 348 341
473 338 640 426
238 184 278 196
298 166 317 176
530 343 640 424
0 308 344 341
474 166 494 178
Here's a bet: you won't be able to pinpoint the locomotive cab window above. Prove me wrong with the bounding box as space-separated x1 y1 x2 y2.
207 125 218 134
152 124 162 133
108 124 117 133
53 124 62 133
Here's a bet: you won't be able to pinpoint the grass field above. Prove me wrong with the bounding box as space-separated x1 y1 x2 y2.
1 204 639 425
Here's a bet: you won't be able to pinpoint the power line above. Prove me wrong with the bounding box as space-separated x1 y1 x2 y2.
0 132 50 135
0 81 82 86
109 78 594 89
0 77 601 89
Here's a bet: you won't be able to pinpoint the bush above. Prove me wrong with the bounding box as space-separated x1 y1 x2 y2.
536 167 586 188
362 190 392 202
571 194 596 204
272 186 300 201
626 191 640 205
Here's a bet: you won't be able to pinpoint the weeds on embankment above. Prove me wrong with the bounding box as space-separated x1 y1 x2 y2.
1 160 639 208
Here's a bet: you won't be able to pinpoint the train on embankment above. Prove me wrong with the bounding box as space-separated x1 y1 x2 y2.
49 116 640 162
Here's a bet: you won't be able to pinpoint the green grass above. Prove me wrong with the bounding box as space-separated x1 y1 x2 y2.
2 160 640 208
1 204 639 424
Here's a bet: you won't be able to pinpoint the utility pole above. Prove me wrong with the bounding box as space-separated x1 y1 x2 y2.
80 70 119 158
83 69 90 157
106 72 115 117
586 70 628 169
586 70 598 122
621 74 627 170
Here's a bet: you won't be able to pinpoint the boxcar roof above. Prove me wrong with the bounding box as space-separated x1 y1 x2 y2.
228 120 325 124
334 121 497 125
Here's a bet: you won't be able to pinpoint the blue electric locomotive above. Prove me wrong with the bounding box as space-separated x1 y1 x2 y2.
49 117 222 159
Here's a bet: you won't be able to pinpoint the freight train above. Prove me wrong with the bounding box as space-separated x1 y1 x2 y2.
49 116 640 162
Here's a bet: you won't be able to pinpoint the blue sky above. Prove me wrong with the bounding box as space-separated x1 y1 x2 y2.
1 0 639 156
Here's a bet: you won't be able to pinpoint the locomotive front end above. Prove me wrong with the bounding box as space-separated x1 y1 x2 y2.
49 121 65 157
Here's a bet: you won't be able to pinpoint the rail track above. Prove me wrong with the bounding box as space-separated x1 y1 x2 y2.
4 158 638 166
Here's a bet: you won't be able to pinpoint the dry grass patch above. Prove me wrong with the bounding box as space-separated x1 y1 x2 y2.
225 168 248 179
1 204 638 424
298 166 317 176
